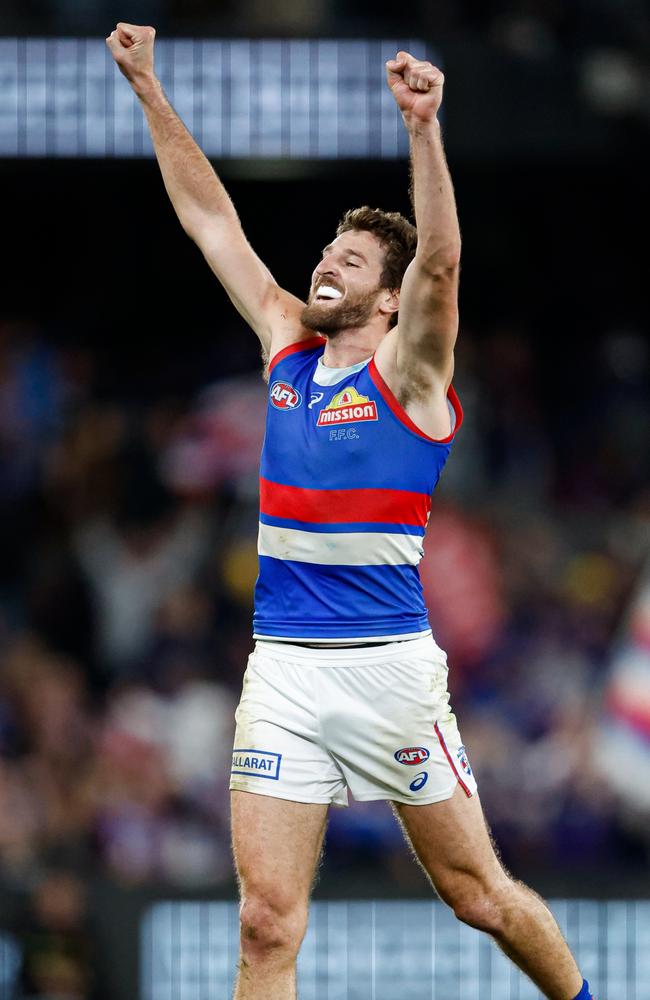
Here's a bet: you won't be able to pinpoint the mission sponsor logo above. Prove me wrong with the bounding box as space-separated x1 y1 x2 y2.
316 386 378 427
231 748 282 780
394 746 430 766
270 381 302 410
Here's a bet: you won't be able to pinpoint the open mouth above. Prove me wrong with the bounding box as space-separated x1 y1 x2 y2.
315 284 343 302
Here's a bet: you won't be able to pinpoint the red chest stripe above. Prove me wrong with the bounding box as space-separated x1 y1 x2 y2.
260 478 431 526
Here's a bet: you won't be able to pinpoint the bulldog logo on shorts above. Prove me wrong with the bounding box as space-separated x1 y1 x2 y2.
456 746 473 776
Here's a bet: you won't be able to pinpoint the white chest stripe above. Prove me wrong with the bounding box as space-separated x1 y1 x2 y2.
258 523 424 566
312 357 371 387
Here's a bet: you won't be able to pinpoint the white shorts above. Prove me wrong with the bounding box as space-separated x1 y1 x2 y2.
230 634 477 807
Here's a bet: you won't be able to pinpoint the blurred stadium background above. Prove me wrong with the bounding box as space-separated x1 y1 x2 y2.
0 1 648 997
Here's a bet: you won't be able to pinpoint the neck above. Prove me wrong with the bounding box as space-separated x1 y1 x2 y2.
319 324 388 368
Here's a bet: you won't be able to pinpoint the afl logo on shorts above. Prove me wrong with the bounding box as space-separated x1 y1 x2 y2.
270 381 302 410
394 746 430 765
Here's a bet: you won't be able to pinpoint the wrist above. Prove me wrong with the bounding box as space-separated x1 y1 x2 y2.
131 71 161 102
405 115 440 139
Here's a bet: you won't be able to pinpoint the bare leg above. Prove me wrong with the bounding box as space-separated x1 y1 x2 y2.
394 786 584 1000
231 790 328 1000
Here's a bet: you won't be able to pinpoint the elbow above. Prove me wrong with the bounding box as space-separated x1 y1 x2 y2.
416 244 461 279
179 209 221 248
176 210 199 243
178 207 206 244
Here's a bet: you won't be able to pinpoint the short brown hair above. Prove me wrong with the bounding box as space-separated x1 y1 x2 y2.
336 206 417 328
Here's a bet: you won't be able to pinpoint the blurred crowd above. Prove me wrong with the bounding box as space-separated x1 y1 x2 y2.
0 314 649 905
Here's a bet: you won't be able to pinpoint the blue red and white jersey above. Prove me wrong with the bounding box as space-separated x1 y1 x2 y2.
253 336 463 642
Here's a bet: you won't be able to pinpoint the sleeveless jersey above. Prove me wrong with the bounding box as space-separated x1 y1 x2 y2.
253 337 463 642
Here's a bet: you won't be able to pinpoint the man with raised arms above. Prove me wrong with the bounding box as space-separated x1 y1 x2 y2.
107 24 594 1000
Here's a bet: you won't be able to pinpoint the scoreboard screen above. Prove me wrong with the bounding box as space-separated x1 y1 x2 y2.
0 38 433 159
140 899 639 998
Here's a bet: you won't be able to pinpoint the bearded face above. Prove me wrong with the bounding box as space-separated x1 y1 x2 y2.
300 230 388 337
300 282 380 336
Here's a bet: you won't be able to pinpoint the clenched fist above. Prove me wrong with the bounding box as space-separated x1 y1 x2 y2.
106 22 157 89
386 52 444 126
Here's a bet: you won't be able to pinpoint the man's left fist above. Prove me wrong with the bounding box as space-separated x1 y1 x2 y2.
386 52 444 125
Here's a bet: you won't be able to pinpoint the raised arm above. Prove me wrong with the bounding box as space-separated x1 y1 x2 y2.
106 23 306 357
375 53 461 437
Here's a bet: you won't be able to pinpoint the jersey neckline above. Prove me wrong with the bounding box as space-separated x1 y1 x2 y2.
312 355 371 387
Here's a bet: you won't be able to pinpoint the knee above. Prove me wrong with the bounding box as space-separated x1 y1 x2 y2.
445 876 514 935
239 893 308 963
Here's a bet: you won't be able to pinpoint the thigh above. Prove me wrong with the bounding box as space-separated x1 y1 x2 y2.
393 785 507 904
231 790 329 908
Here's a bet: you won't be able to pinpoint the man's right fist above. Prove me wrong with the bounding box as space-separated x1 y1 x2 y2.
106 23 156 85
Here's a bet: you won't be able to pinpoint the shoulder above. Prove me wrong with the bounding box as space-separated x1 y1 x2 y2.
265 336 327 380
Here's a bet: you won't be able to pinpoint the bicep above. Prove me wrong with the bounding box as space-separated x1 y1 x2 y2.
395 256 459 381
195 220 307 354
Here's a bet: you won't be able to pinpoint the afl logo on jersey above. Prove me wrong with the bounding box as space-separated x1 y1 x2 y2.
270 381 302 410
394 746 430 766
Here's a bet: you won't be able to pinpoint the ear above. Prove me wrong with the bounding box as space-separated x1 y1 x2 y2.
378 288 400 318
